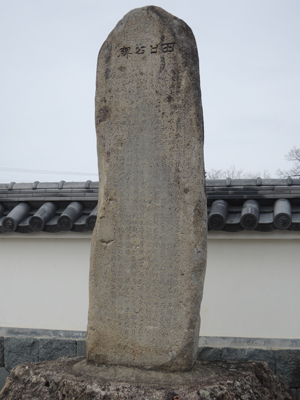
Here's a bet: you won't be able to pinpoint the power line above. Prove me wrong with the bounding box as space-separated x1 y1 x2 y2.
0 167 98 176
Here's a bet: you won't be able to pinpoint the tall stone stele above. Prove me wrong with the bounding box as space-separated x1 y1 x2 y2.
87 6 207 372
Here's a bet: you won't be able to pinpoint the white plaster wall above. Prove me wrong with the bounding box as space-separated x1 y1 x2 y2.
0 233 91 331
201 231 300 339
0 231 299 338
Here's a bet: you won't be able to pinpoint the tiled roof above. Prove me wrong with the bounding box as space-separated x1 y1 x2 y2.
207 178 300 232
0 181 98 233
0 178 300 233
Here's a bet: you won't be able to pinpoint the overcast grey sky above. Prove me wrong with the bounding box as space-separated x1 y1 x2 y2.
1 0 299 183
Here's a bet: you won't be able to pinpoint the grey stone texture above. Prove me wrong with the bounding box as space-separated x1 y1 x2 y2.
0 338 3 367
276 349 300 388
0 326 86 340
0 367 9 390
0 357 295 400
198 335 300 349
221 347 276 373
197 346 222 361
197 345 300 392
87 5 207 372
291 388 300 400
0 368 9 392
76 340 86 357
1 335 300 395
0 336 86 391
4 337 38 372
39 338 77 362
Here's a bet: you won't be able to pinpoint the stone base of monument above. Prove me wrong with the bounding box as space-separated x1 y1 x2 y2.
0 357 295 400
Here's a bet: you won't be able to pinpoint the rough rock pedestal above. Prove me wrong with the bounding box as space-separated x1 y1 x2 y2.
87 5 207 372
0 357 296 400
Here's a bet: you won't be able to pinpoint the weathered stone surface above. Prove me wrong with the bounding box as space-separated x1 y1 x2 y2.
0 338 3 368
0 357 296 400
87 5 206 372
221 347 276 373
276 349 300 388
39 338 77 361
291 388 300 400
0 367 9 390
76 340 87 357
4 337 38 372
0 368 9 392
197 346 221 361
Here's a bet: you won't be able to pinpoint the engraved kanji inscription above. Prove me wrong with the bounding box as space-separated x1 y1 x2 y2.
119 46 132 58
117 42 176 58
161 42 175 53
136 46 146 54
150 44 159 54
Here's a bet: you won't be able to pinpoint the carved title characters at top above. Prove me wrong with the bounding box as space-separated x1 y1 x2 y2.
136 46 146 54
119 46 132 58
161 42 175 53
150 44 158 53
118 42 175 58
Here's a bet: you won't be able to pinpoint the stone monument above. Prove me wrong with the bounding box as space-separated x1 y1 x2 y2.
86 5 207 372
1 6 295 400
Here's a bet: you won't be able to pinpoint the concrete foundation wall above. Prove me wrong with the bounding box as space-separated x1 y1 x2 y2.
0 333 299 398
0 231 299 339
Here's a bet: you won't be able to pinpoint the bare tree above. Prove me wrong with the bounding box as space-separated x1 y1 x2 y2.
206 165 270 179
206 166 243 179
277 146 300 178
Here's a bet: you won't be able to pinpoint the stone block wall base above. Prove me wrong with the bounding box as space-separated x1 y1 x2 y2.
0 356 295 400
0 369 9 392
